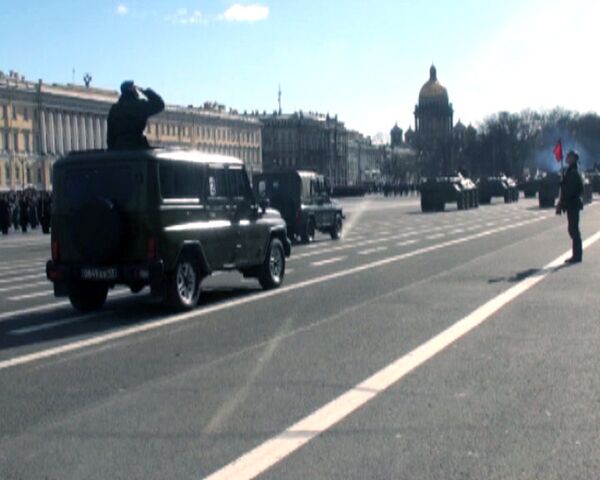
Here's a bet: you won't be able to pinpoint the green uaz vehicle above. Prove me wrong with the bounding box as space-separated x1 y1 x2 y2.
46 149 291 313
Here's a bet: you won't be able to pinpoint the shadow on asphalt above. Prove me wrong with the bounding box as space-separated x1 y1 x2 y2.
0 285 261 352
488 263 570 284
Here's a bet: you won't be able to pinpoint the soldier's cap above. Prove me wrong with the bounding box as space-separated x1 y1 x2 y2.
567 150 580 161
120 80 135 94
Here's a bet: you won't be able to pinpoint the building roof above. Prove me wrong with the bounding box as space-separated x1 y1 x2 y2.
418 65 449 105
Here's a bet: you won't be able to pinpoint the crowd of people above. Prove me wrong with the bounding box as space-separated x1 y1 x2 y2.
0 189 52 235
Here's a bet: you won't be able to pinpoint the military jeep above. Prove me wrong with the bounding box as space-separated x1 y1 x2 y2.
253 170 344 243
46 149 291 313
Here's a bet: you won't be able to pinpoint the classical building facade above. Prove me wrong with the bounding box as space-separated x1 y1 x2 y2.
257 112 349 186
347 131 382 186
0 70 262 191
412 65 455 177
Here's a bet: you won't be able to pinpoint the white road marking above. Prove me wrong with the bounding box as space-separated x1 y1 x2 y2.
426 233 445 240
8 315 98 335
0 273 45 285
310 256 346 267
358 246 388 255
0 214 552 371
0 280 48 293
0 300 72 321
8 290 53 301
203 230 600 480
397 239 418 247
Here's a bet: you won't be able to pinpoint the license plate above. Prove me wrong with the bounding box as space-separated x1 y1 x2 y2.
81 267 119 281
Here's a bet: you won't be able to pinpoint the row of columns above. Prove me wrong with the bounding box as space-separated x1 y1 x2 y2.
40 110 107 156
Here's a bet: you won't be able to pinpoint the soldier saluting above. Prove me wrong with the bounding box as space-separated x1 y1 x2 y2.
107 81 165 150
556 150 583 263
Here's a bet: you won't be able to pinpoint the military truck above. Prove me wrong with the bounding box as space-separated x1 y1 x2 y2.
419 174 478 212
538 172 561 208
477 175 519 204
253 170 344 243
46 149 291 312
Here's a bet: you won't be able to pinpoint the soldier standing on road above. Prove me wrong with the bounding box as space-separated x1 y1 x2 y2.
107 81 165 150
556 150 584 263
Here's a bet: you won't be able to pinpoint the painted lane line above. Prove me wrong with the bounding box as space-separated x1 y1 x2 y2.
310 256 346 267
0 289 131 320
397 239 418 247
426 233 445 240
8 315 100 335
203 230 600 480
0 273 45 285
358 246 388 255
8 290 53 301
0 280 49 293
0 214 551 371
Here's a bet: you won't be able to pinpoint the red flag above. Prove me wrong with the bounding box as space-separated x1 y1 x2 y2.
553 139 563 162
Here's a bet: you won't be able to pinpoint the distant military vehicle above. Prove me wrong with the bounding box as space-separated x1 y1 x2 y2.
538 172 561 208
253 170 344 243
582 174 593 204
419 174 478 212
584 171 600 194
518 175 539 198
477 176 519 204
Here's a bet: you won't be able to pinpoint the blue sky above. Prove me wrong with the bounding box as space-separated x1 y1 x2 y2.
2 0 598 139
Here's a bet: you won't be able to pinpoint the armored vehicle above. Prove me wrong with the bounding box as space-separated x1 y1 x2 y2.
477 176 519 204
46 149 291 313
518 175 539 198
419 174 478 212
253 170 343 243
584 171 600 194
582 174 593 204
538 172 561 208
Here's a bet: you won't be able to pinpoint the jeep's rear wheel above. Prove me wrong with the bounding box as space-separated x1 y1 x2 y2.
166 254 201 311
69 283 108 313
259 238 285 289
301 218 315 244
330 213 343 240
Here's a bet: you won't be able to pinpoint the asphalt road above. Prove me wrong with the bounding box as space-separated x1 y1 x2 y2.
1 195 600 479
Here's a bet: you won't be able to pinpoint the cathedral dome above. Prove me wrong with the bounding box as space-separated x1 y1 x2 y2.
418 65 449 105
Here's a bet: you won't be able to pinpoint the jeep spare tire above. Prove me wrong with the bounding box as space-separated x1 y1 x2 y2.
71 197 122 264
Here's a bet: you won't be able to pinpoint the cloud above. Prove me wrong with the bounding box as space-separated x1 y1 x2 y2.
116 4 128 15
165 8 206 25
221 4 269 22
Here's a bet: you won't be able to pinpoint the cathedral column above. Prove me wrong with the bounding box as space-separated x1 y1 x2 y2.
64 114 72 152
56 112 64 155
47 111 56 154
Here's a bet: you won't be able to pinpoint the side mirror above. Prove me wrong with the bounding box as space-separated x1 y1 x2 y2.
259 197 270 213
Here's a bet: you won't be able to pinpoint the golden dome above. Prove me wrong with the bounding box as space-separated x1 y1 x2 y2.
418 65 449 104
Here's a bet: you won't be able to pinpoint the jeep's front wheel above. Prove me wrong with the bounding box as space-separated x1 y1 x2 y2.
259 238 285 289
330 213 343 240
166 254 201 311
69 283 108 313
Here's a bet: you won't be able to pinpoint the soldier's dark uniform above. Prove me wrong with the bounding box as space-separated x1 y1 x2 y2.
107 82 165 150
557 151 583 263
0 195 9 234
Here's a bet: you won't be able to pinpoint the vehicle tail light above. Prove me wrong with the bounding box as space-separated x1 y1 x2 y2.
147 238 158 261
51 240 60 262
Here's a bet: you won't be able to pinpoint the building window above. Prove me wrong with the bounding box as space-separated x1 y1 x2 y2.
12 106 16 120
23 108 29 121
1 105 6 119
37 168 43 184
24 132 30 153
13 132 19 152
3 131 8 152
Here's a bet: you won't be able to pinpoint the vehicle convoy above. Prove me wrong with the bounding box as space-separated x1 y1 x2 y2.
46 149 291 313
477 175 519 204
419 174 478 212
253 170 344 243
